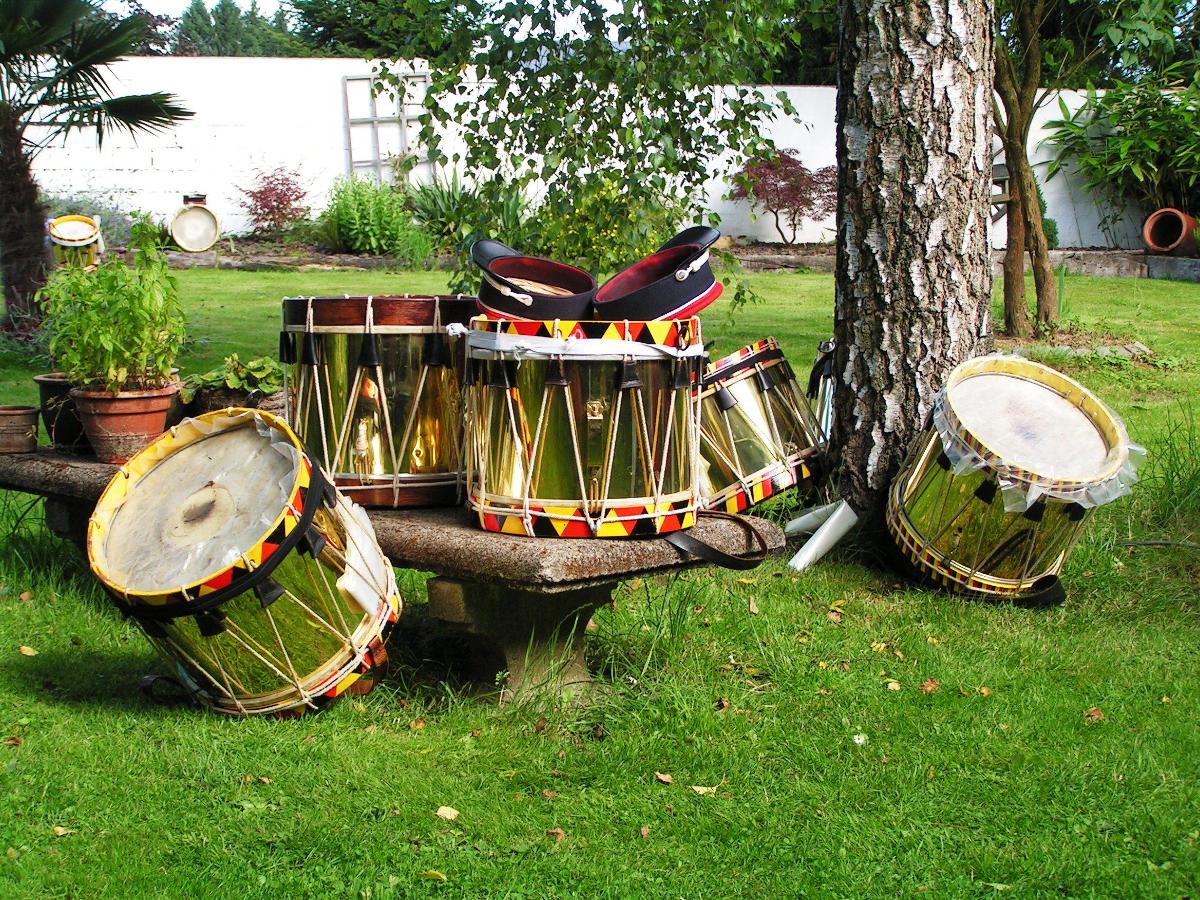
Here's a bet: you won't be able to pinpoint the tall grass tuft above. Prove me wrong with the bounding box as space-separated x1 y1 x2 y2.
319 177 434 264
1130 404 1200 542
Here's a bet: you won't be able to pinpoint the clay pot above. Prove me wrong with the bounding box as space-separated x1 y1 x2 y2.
33 372 89 452
0 406 39 454
71 383 181 464
1142 208 1198 257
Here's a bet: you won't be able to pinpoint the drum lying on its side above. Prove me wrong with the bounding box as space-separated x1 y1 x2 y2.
464 316 704 537
87 409 401 716
282 295 477 508
887 356 1141 599
698 337 824 513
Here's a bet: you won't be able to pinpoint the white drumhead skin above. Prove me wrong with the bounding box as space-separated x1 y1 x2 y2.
99 425 298 593
950 373 1110 481
50 218 99 245
171 205 220 252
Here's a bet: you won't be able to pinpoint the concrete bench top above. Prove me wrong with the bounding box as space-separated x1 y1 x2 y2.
0 450 784 592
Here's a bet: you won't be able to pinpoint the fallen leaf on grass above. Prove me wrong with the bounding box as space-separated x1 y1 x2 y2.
546 827 567 842
418 870 447 882
871 641 889 653
654 772 673 785
542 789 557 800
737 578 756 586
469 728 482 738
534 718 547 734
639 825 650 840
827 609 843 624
18 592 32 604
628 577 643 593
885 680 902 692
714 697 730 712
927 636 942 645
51 827 74 837
258 776 272 785
920 678 941 695
18 646 37 657
1084 706 1105 724
977 686 992 697
817 687 831 696
748 597 759 616
409 718 426 730
1161 695 1171 705
839 660 850 673
690 785 717 795
435 806 459 822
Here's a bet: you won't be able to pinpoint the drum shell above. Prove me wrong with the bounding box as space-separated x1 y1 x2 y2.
465 318 701 538
697 338 822 513
283 296 476 508
887 429 1093 596
86 409 400 715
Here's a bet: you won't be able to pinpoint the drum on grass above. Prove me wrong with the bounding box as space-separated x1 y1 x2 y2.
887 356 1140 599
281 294 477 508
465 316 704 537
49 214 102 267
698 337 824 513
87 409 401 716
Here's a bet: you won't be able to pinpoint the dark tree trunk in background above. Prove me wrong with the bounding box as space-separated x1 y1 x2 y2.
0 105 49 329
1002 134 1033 337
832 0 996 527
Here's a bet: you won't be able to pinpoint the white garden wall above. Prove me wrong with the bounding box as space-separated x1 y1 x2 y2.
30 58 1141 249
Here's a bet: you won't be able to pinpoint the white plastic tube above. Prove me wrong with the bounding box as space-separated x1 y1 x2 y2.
783 500 841 537
787 500 859 571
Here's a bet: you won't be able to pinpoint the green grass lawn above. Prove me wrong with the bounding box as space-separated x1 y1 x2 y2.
0 270 1198 897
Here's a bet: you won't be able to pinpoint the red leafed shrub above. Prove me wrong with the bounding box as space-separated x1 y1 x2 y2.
733 151 837 244
239 167 310 236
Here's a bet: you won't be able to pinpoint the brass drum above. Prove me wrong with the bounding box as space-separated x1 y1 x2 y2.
464 317 703 537
887 356 1140 598
282 295 477 507
698 337 823 512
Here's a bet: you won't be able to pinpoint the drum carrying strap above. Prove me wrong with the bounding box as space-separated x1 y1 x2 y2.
664 511 770 571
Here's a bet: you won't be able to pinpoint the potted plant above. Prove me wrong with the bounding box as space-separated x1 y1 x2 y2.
39 217 186 464
182 354 284 416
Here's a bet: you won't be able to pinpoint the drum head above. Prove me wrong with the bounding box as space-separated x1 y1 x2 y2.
92 418 300 594
49 215 99 247
171 205 220 252
949 371 1111 482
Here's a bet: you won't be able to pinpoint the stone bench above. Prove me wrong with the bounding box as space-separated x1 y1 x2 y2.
0 450 784 698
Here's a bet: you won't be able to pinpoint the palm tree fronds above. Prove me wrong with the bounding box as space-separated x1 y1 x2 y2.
61 92 193 145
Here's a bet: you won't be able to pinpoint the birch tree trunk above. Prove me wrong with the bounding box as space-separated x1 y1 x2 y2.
832 0 996 526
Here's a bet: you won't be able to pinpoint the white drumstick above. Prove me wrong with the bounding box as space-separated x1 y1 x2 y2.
787 500 858 571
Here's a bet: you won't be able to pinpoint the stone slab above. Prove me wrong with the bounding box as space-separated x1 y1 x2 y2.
1145 255 1200 283
0 450 784 591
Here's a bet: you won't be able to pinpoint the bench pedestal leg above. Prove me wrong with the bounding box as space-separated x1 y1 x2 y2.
43 498 90 550
426 577 611 701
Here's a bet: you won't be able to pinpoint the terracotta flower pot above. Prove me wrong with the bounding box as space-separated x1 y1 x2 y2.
70 383 181 464
33 372 89 452
1142 207 1198 257
0 406 39 454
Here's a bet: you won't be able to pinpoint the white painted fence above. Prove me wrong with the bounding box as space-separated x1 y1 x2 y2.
30 57 1141 249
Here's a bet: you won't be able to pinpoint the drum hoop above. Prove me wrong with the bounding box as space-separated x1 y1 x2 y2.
471 487 696 511
940 356 1130 491
281 295 477 328
283 323 445 335
699 348 789 394
49 215 100 247
334 472 463 487
88 409 312 606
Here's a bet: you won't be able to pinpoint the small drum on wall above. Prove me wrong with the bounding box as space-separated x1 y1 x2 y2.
698 337 824 513
281 294 478 508
887 356 1141 600
171 194 220 252
87 409 401 716
464 316 704 537
49 214 103 267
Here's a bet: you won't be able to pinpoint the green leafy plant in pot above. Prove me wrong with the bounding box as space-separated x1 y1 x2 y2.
39 217 186 464
182 353 284 416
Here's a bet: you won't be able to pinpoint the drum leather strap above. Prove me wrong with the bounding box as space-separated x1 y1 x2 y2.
664 512 770 570
112 465 335 627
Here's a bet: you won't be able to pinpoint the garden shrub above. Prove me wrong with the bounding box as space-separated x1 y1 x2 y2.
535 173 688 275
238 167 310 236
732 150 837 244
406 172 480 254
319 177 434 264
1047 70 1200 226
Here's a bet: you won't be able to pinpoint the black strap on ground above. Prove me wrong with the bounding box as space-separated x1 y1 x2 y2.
139 673 195 706
664 511 770 570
